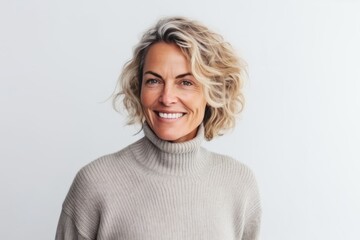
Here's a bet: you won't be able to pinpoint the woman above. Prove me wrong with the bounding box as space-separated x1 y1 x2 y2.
56 17 261 240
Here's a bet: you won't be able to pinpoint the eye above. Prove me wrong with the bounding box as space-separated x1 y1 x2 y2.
145 78 160 85
180 80 193 86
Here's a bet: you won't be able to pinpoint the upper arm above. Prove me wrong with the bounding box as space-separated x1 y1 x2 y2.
56 166 103 240
55 210 91 240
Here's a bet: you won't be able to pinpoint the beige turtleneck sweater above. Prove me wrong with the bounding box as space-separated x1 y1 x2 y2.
55 123 261 240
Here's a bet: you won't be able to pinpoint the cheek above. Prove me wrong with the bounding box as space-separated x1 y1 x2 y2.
140 89 157 109
196 97 207 112
190 101 207 119
140 88 149 107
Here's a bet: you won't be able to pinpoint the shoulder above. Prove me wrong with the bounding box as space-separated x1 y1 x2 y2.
207 149 257 181
206 150 262 217
205 149 260 197
62 139 144 207
74 138 144 183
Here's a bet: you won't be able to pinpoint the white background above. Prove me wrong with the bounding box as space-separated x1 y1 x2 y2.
1 0 359 239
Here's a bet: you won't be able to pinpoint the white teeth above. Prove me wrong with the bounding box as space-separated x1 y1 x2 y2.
158 112 184 119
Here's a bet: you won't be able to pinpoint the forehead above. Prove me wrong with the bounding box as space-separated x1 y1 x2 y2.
143 42 190 72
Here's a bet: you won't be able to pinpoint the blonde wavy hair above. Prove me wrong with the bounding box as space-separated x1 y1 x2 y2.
113 16 246 140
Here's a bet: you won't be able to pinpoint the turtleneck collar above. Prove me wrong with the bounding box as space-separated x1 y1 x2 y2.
130 122 208 177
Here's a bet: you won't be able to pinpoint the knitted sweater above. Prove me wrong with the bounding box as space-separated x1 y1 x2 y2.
55 123 261 240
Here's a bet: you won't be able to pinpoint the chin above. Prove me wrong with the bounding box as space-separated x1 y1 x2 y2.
155 128 196 143
155 132 181 142
146 121 198 143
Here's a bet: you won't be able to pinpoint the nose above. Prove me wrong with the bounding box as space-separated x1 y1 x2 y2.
159 84 177 106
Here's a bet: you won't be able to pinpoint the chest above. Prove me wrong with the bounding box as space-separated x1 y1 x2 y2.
96 177 242 240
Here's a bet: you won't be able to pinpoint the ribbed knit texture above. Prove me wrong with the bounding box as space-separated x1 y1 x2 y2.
55 123 261 240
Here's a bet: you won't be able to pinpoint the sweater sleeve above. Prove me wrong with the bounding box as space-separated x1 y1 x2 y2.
55 210 90 240
241 171 262 240
55 166 102 240
242 206 261 240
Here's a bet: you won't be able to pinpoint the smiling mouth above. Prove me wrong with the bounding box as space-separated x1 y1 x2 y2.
157 112 185 119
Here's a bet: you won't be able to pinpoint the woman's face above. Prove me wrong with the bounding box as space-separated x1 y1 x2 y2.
140 42 207 143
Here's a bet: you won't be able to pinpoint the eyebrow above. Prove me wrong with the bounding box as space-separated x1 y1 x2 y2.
143 71 193 79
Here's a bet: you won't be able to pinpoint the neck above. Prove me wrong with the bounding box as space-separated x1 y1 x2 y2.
130 122 208 177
